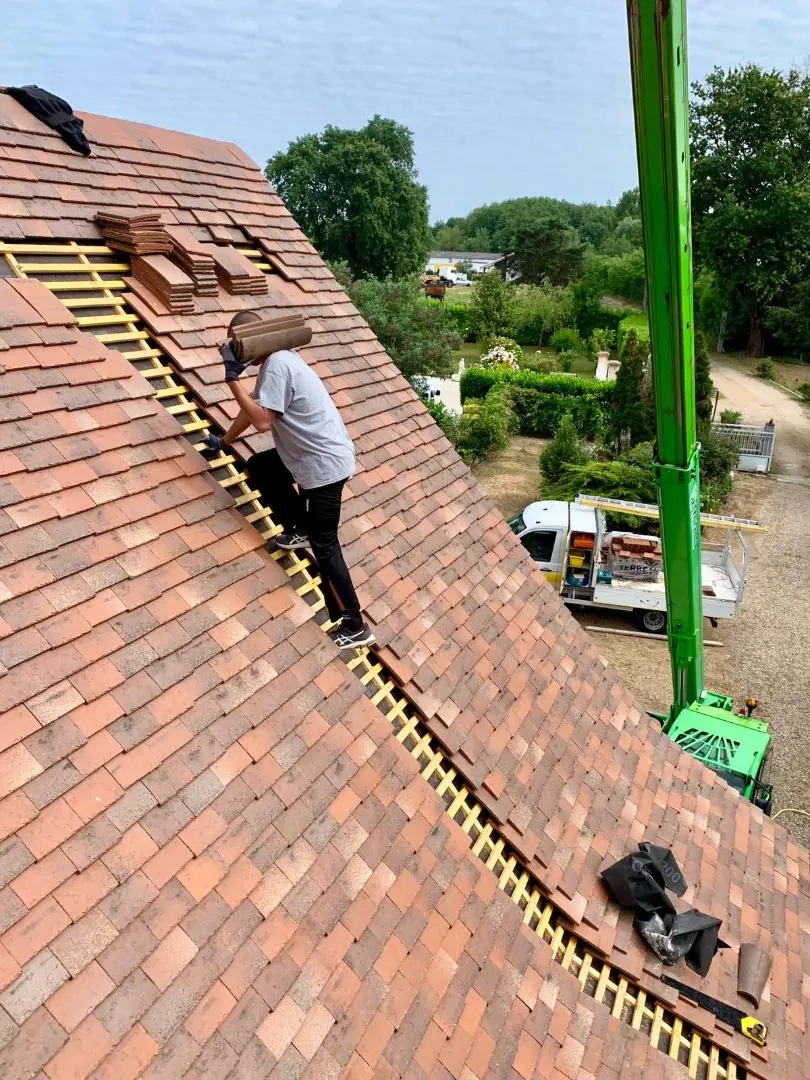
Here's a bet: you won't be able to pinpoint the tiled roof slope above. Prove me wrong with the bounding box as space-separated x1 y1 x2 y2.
0 93 806 1077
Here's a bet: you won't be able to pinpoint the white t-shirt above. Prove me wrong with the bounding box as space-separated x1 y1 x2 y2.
253 350 355 490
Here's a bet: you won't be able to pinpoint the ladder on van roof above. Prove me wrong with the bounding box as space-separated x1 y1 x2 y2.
574 495 765 532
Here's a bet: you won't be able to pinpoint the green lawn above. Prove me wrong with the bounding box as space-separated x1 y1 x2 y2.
444 284 476 305
453 342 596 378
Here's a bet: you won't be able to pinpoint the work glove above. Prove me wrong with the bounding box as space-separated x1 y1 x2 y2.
221 340 246 383
201 432 226 459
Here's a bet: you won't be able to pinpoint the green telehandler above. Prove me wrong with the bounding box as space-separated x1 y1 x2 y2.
625 0 772 811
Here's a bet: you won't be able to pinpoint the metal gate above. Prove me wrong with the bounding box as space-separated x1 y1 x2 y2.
711 423 775 473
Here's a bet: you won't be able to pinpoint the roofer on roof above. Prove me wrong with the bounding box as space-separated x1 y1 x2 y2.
205 311 375 651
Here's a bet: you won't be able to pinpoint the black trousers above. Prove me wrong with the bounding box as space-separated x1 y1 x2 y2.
246 448 362 628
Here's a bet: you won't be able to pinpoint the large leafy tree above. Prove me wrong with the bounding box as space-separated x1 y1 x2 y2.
340 271 460 381
691 66 810 356
267 116 430 280
511 215 585 286
468 269 518 342
615 187 640 219
429 195 639 256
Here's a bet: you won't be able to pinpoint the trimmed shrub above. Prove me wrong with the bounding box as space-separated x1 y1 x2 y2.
455 385 517 463
696 420 736 511
699 421 737 487
426 400 459 443
549 327 582 354
459 368 612 439
460 367 613 402
611 328 655 446
522 355 561 375
617 312 650 358
590 328 617 354
540 414 590 483
694 330 714 421
509 387 605 439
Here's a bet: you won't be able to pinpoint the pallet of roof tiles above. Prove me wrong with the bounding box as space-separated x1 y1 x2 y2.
95 209 173 255
131 254 195 314
166 225 219 296
208 245 267 295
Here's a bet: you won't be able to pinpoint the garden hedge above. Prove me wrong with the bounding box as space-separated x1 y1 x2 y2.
509 388 605 439
460 367 613 402
459 367 614 440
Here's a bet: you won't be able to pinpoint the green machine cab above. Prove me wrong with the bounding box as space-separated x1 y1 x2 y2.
668 698 772 810
626 0 772 810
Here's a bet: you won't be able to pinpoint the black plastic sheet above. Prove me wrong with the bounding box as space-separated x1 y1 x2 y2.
601 843 727 976
5 86 91 156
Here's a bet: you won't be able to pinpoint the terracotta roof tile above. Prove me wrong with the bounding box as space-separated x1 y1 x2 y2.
0 101 806 1078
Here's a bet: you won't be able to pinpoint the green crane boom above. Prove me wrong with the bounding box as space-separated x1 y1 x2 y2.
626 0 704 713
624 0 773 811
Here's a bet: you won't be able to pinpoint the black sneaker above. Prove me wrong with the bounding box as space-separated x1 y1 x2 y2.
275 531 309 550
327 621 376 650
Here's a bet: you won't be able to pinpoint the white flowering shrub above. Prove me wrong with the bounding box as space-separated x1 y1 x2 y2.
479 337 521 371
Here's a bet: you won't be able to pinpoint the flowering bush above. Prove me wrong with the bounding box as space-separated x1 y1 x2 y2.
479 336 522 371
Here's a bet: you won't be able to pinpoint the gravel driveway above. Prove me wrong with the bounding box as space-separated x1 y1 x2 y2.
580 358 810 845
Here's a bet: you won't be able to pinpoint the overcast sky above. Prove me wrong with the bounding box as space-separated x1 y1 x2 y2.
4 0 809 221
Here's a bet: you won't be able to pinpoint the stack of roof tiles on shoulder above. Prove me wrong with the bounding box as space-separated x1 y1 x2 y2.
0 91 807 1080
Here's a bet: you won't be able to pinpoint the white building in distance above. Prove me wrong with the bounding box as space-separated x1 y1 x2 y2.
425 251 505 276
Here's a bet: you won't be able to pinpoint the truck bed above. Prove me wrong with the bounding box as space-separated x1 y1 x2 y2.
602 562 737 602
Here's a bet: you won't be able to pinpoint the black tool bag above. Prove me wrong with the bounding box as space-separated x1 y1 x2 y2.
4 85 91 156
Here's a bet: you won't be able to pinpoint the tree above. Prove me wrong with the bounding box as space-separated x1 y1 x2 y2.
511 215 585 286
540 414 589 483
455 259 474 277
615 187 640 219
765 276 810 356
690 66 810 356
603 249 646 303
515 282 574 344
266 115 430 280
544 460 657 505
343 274 460 381
468 270 518 342
693 330 714 421
611 329 654 446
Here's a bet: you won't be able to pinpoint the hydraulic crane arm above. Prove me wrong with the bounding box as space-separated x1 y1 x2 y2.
626 0 704 714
